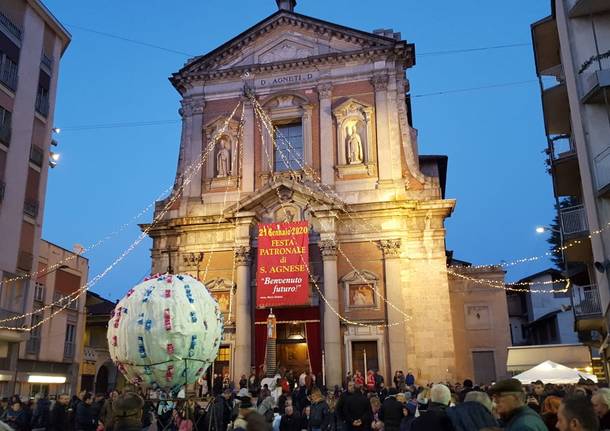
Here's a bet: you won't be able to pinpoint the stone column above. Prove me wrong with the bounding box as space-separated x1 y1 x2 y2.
317 84 334 185
234 246 252 379
371 75 393 187
318 239 342 387
379 239 407 375
241 98 255 193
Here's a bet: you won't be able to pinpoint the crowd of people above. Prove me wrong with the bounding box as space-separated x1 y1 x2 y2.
0 369 609 431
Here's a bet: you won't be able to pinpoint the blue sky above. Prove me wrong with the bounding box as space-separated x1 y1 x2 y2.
42 0 553 300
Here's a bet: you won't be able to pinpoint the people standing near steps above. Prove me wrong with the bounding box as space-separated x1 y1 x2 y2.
343 383 371 431
308 389 329 431
380 388 404 431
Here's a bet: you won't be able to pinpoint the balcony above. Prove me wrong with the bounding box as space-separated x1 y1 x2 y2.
569 0 610 17
41 53 53 71
64 342 75 358
0 180 5 203
23 199 39 218
547 135 581 196
0 123 10 146
542 83 571 135
0 308 27 342
0 55 18 91
561 204 589 236
581 69 610 104
594 146 610 197
29 145 44 167
35 88 49 117
531 16 562 77
573 284 602 318
0 10 22 41
53 292 79 311
17 251 33 272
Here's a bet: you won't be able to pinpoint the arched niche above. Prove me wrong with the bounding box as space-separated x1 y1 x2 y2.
203 116 240 190
332 98 376 178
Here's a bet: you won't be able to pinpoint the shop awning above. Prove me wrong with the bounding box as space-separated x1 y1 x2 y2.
514 360 597 384
507 344 592 372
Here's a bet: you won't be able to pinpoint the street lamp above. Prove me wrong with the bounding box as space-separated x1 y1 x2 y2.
535 226 560 234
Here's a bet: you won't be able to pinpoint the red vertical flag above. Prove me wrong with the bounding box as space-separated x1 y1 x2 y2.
256 221 310 307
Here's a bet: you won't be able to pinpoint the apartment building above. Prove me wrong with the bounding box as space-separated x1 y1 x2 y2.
532 0 610 374
0 0 70 394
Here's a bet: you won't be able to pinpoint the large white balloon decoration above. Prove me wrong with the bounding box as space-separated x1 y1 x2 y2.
107 273 223 392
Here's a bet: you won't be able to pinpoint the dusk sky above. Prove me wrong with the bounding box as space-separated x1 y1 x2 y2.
42 0 553 300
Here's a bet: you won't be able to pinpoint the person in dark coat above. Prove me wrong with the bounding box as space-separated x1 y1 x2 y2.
379 389 404 431
446 400 498 431
342 385 371 431
75 393 97 431
410 384 454 431
335 381 354 430
279 405 301 431
6 401 30 431
308 389 330 431
458 379 474 403
490 379 546 431
48 394 71 431
31 394 51 430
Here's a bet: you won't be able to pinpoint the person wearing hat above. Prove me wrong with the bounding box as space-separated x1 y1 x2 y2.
490 378 546 431
233 396 257 431
112 392 144 431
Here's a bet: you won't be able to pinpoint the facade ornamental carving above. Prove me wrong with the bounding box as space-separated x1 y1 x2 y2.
258 40 314 64
346 125 364 164
371 74 389 91
379 239 402 258
182 252 204 267
318 239 337 258
234 246 251 265
317 83 332 99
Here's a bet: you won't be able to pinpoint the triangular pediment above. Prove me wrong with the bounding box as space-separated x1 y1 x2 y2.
175 10 402 77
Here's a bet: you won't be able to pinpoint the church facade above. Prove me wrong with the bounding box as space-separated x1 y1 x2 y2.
143 0 509 386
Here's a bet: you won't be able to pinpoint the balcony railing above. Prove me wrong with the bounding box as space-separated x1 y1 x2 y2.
23 199 39 218
594 146 610 195
0 56 18 92
0 10 22 41
0 308 24 327
548 135 575 160
0 124 10 146
0 180 5 203
29 145 44 166
53 292 79 311
573 284 602 317
560 205 589 236
17 251 33 272
41 53 53 70
64 342 75 358
35 96 49 117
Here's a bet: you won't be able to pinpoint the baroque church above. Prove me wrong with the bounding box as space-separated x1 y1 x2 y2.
143 0 511 386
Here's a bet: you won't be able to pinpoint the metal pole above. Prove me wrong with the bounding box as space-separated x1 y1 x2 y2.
363 348 367 381
322 350 326 388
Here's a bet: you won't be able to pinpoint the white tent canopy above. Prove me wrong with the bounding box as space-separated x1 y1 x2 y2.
513 360 598 384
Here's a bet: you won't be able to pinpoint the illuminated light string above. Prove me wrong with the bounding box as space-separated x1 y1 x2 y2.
0 114 228 289
250 97 572 292
251 100 415 316
0 102 243 329
447 268 571 293
200 104 246 283
253 111 408 328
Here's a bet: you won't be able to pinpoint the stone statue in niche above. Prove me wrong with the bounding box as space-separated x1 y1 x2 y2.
216 138 231 178
346 125 363 164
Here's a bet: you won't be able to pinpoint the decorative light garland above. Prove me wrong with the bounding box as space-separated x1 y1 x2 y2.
0 101 243 329
254 109 409 328
250 96 573 293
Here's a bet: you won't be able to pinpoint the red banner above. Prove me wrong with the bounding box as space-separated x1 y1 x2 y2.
256 221 310 307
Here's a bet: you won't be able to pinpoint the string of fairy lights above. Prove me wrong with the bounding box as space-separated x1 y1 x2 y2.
249 95 570 293
4 82 602 329
0 101 243 330
253 108 408 328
